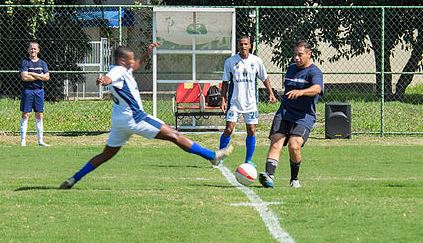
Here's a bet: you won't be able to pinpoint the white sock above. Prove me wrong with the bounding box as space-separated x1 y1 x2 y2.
20 118 28 141
36 118 43 143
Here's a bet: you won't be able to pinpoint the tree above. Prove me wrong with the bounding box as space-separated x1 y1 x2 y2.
313 0 423 99
0 0 91 100
158 0 423 100
258 0 423 100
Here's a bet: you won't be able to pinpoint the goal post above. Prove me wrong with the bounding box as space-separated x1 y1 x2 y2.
152 7 236 120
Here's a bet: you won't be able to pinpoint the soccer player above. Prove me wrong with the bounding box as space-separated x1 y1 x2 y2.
218 36 277 166
259 40 324 188
19 41 50 146
59 43 233 189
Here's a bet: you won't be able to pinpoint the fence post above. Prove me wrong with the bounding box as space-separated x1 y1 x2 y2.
99 37 105 99
380 7 385 137
255 7 260 55
119 6 122 46
152 9 157 117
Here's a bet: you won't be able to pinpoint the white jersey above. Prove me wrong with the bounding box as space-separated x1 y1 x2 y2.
107 65 147 123
222 53 268 113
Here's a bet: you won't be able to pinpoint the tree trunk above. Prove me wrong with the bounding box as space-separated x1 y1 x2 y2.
372 39 394 98
395 32 423 99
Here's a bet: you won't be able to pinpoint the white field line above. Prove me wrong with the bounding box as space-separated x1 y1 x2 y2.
229 201 282 207
218 165 295 243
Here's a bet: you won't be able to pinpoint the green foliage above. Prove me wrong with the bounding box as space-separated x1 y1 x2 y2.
159 0 423 99
0 4 91 100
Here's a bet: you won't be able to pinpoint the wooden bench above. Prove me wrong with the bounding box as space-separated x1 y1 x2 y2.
172 82 225 130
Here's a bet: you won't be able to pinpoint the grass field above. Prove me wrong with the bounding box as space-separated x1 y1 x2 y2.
1 134 422 242
1 96 423 135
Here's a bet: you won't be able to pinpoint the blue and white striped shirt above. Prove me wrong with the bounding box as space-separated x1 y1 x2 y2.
107 65 147 123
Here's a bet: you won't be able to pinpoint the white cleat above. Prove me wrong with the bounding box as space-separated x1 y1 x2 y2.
38 141 50 147
290 179 301 188
210 145 233 166
20 139 26 146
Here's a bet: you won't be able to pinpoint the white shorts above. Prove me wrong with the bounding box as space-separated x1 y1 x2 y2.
225 109 259 124
107 115 164 147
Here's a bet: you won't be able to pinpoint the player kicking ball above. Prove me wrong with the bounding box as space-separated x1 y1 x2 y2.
59 43 233 189
259 40 323 189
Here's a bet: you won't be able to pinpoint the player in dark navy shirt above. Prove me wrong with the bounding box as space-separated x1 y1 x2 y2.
19 41 50 146
259 40 324 188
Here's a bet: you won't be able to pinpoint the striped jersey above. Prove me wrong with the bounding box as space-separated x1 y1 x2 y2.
107 65 147 123
222 53 268 113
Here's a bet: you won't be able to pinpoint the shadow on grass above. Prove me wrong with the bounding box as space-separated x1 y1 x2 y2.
385 184 406 188
198 183 235 188
14 186 59 191
150 164 203 169
199 183 264 189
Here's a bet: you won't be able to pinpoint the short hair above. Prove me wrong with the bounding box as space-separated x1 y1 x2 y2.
238 35 251 43
114 46 134 63
294 40 312 51
28 41 40 48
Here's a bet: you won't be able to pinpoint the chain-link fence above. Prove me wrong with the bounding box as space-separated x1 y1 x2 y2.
0 5 422 136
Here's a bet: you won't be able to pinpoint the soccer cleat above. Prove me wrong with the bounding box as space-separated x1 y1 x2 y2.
259 172 274 188
20 139 26 146
210 145 233 166
245 160 257 168
59 177 76 189
38 141 50 147
290 179 301 188
211 159 224 168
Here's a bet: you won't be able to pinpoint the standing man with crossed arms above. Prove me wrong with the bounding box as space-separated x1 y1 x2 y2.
19 41 50 146
218 36 277 166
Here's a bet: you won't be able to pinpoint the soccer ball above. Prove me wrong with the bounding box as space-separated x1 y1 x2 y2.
235 163 257 186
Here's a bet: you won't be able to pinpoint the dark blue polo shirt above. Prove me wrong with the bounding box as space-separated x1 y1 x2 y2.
279 63 324 129
19 58 49 90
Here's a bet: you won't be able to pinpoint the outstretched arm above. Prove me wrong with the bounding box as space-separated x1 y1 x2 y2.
96 75 112 86
133 42 160 71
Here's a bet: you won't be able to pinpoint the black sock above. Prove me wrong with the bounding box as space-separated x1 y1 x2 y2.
265 158 279 176
290 160 301 181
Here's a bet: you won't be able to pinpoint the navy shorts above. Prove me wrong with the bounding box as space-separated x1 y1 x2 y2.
20 89 45 113
269 116 311 146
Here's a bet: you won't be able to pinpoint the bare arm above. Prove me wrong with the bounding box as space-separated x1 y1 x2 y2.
133 42 160 72
30 72 50 81
96 75 112 86
263 78 277 103
285 84 322 100
20 72 49 82
220 81 229 112
20 72 36 82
